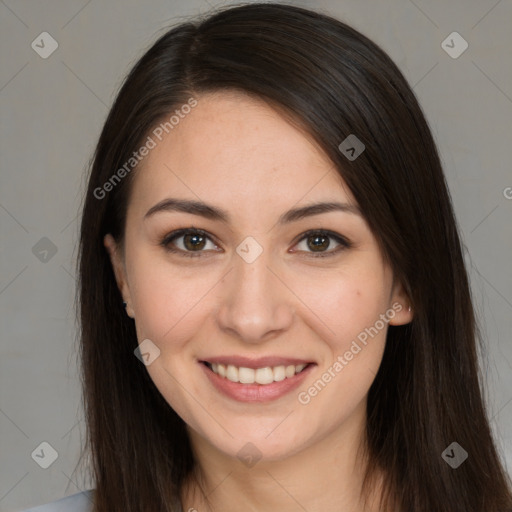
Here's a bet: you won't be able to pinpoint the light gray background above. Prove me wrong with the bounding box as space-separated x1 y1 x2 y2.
1 0 511 510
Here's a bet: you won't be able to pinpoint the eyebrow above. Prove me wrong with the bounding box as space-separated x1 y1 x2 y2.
144 198 362 225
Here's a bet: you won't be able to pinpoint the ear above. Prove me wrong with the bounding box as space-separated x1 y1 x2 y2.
104 234 135 318
388 279 413 326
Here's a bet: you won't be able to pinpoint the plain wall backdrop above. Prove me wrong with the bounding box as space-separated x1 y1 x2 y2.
1 0 511 510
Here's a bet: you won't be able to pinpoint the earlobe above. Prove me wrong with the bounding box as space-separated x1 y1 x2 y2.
388 280 414 326
388 302 413 326
103 234 135 318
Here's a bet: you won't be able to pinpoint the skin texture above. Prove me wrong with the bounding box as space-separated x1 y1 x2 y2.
104 90 413 512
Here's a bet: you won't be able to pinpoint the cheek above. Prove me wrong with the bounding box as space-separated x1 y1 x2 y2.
292 265 391 404
126 252 211 426
127 251 210 346
292 263 392 351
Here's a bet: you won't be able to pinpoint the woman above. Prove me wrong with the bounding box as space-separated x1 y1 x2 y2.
26 2 512 511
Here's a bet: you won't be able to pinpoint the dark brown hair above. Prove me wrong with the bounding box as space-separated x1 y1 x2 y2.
77 3 512 511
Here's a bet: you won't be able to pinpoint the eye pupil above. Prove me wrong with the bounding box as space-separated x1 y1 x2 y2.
184 233 206 251
308 234 329 251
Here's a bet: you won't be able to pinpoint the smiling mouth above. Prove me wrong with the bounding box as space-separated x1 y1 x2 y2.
201 361 312 385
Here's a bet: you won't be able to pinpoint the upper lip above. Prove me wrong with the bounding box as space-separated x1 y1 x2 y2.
200 356 314 369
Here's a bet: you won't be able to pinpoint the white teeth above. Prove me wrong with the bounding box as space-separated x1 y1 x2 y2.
273 365 286 382
226 364 239 383
208 362 309 384
238 367 255 384
285 365 296 378
255 367 274 385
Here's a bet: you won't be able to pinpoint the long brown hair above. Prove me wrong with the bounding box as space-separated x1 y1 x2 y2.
77 3 512 511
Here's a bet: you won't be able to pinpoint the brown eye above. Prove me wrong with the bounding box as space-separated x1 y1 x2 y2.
160 228 350 259
306 233 330 252
182 232 207 251
294 230 351 258
161 228 219 257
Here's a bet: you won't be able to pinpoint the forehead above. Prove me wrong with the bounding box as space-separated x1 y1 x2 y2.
128 91 356 216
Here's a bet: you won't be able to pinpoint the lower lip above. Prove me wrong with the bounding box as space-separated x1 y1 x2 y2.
200 362 315 402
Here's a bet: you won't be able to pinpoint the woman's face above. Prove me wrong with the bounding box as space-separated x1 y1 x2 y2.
105 91 412 463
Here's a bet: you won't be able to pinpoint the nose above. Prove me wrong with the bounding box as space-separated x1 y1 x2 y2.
215 245 294 344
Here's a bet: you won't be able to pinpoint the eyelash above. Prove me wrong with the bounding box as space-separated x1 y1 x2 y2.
160 228 351 259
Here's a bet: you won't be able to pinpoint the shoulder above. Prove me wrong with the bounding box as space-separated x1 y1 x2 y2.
22 489 94 512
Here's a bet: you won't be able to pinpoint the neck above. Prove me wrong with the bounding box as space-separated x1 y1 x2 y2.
181 402 384 512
